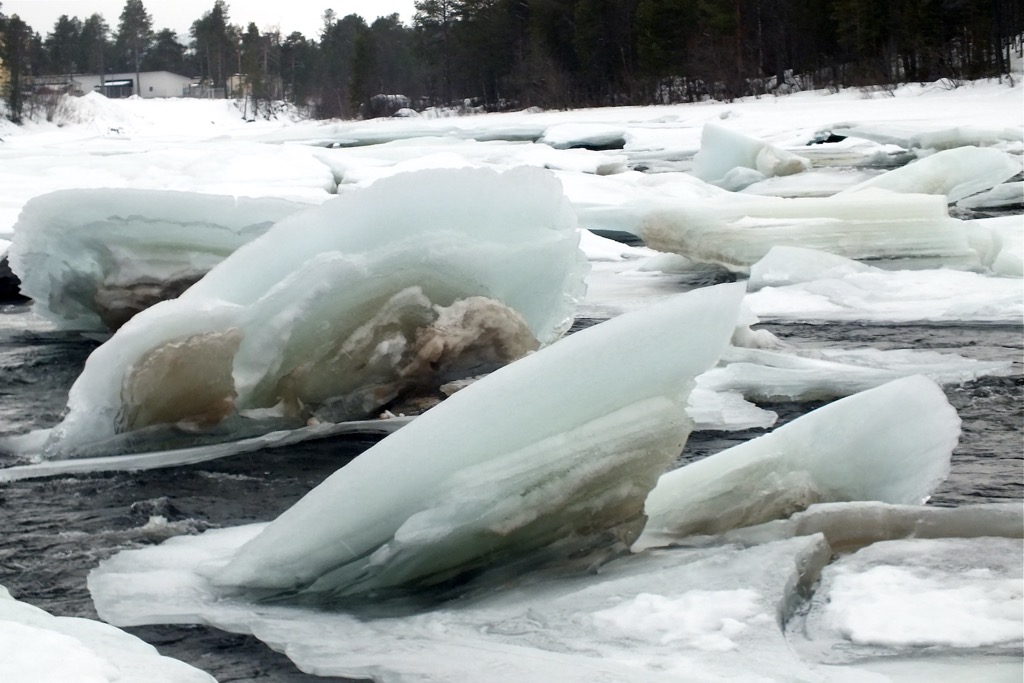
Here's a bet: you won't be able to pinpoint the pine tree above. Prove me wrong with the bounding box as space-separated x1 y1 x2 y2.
116 0 153 95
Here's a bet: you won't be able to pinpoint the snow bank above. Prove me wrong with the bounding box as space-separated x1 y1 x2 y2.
10 189 313 330
42 167 587 458
638 376 958 546
0 584 214 683
212 283 744 598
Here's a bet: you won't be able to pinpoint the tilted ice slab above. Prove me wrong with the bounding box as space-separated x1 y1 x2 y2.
90 528 840 682
746 246 1023 322
9 189 313 330
637 376 958 547
957 181 1024 211
211 283 744 599
789 535 1023 679
0 584 214 683
692 122 811 187
42 167 588 458
839 147 1022 203
635 189 973 271
701 341 1012 403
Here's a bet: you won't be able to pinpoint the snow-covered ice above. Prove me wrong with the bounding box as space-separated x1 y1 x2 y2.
0 584 214 683
839 146 1022 203
746 246 1023 322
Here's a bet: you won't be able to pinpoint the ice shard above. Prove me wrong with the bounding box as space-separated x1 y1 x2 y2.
637 376 959 547
211 283 746 599
42 167 588 458
9 189 312 330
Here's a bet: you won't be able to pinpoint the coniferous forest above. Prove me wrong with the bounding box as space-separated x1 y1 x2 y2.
1 0 1022 123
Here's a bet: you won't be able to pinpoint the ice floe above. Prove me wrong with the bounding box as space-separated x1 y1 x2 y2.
0 584 214 683
41 167 587 458
637 376 958 547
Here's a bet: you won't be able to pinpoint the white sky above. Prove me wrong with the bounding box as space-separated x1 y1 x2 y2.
3 0 417 40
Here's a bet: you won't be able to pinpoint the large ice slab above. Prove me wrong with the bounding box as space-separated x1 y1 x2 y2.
839 147 1022 203
692 122 811 186
90 527 835 682
42 167 588 458
9 189 313 330
0 584 214 683
747 246 1023 322
636 190 973 271
212 283 745 599
637 376 958 547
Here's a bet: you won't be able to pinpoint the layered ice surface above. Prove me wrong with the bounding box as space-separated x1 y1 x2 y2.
0 584 214 683
635 189 973 271
41 167 588 458
9 189 313 330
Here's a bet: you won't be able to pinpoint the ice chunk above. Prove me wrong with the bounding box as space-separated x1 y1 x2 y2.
965 215 1024 277
957 181 1024 210
42 167 588 458
211 283 745 598
840 147 1023 203
636 190 973 271
90 527 832 682
693 122 811 184
539 122 627 150
746 246 1023 322
700 343 1012 402
0 584 214 683
792 536 1023 661
9 189 313 330
715 501 1024 551
637 376 958 546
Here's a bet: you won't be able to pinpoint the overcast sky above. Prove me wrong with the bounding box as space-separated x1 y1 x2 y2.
3 0 417 40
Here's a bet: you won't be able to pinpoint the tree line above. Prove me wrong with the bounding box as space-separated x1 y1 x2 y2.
2 0 1022 124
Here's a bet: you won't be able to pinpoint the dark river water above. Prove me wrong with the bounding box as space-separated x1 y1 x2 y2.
0 305 1021 682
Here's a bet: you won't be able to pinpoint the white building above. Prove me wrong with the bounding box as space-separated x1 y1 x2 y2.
76 71 194 99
